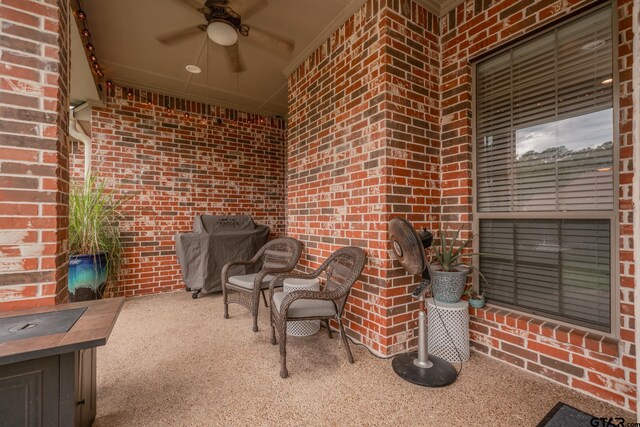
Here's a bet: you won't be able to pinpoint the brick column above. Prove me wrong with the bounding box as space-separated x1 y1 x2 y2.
633 0 640 419
287 0 440 355
0 0 71 309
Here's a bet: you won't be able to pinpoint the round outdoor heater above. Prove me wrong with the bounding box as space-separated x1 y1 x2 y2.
388 217 457 387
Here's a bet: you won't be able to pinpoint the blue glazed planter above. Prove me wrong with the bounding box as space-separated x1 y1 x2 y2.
469 298 486 309
69 253 108 302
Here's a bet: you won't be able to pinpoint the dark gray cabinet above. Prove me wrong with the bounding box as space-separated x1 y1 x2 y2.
0 355 59 426
0 348 96 427
0 298 123 427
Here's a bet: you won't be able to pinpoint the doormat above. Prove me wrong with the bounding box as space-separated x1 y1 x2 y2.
537 402 600 427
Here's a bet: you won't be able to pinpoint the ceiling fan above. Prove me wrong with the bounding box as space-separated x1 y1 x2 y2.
156 0 294 72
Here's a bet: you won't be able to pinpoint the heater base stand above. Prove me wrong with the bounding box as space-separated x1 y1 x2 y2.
392 352 456 387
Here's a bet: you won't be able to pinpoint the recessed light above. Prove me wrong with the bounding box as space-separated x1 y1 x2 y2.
185 65 201 73
581 40 605 51
601 78 613 84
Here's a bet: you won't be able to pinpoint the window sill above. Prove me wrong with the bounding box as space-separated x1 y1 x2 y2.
470 304 619 358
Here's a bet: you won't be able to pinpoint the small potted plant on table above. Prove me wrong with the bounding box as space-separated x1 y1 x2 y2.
430 226 484 303
466 289 486 309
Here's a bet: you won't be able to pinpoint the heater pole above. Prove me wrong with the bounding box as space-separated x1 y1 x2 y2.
415 294 432 368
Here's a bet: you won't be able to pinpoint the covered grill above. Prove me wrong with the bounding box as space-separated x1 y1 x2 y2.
175 215 269 298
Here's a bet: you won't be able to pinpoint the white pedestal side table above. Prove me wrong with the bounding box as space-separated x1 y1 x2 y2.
427 298 470 363
282 277 321 336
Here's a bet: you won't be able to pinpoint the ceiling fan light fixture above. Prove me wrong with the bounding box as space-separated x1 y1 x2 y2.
185 64 201 73
207 21 238 46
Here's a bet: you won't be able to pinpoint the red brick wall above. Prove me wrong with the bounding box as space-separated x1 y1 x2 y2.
439 0 636 411
287 0 440 355
634 0 639 414
287 0 636 411
0 0 70 310
69 84 286 297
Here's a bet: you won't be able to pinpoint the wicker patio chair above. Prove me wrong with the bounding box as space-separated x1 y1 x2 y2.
222 237 302 332
269 246 366 378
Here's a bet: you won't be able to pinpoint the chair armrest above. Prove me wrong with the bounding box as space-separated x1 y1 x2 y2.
278 289 340 318
262 264 298 274
221 260 257 284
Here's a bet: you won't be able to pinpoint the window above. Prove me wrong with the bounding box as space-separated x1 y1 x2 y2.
474 5 615 332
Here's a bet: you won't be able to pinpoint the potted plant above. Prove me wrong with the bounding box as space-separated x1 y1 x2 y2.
465 289 486 309
429 226 484 303
68 174 131 301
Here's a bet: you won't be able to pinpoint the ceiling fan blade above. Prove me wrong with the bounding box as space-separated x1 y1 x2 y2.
232 0 267 19
169 0 206 12
156 25 206 45
245 26 294 54
223 44 246 73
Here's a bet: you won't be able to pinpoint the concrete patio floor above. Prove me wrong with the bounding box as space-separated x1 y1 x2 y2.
94 291 633 426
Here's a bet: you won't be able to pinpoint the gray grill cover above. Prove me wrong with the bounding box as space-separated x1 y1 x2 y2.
175 215 269 294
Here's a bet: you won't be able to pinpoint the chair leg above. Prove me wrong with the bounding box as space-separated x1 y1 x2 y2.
261 290 269 307
270 309 277 345
279 327 288 378
223 287 229 319
271 322 277 345
252 292 261 332
338 319 354 364
324 319 333 338
252 314 259 332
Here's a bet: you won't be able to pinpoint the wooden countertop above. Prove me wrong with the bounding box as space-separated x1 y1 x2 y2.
0 297 124 365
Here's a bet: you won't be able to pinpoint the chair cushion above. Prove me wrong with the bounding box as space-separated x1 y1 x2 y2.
272 292 336 318
227 273 274 290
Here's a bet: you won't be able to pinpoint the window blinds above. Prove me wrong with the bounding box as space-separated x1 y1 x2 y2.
475 6 614 332
476 7 613 213
479 219 611 331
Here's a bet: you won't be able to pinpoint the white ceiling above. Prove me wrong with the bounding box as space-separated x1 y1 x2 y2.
82 0 354 117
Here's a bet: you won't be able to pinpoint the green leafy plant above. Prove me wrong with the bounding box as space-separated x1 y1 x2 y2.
69 174 134 297
432 226 487 283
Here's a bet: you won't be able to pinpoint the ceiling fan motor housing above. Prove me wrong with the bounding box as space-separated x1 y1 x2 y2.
203 4 249 36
